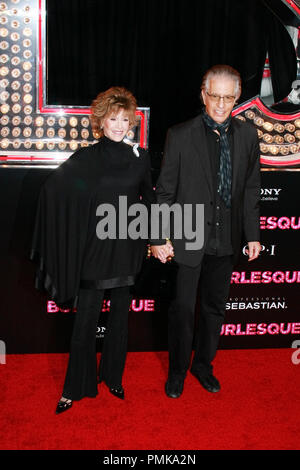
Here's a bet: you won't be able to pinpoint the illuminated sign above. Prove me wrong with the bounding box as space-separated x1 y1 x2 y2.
0 0 149 164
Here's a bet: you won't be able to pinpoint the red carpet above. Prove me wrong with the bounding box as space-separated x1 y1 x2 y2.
0 349 299 450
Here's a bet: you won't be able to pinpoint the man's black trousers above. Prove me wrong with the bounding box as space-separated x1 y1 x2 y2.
168 254 234 379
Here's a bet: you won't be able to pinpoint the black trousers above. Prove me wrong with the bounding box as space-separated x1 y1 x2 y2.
62 286 132 401
168 254 233 379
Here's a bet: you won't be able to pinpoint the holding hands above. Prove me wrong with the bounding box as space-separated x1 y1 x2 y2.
150 240 174 264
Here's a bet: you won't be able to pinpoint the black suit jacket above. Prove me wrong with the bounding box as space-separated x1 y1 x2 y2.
151 114 261 267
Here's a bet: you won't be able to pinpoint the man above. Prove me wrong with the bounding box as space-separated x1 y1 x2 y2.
151 64 261 398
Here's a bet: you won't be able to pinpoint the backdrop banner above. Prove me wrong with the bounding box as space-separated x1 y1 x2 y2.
0 168 299 353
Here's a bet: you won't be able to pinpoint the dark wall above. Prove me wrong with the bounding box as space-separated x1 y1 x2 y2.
47 0 297 152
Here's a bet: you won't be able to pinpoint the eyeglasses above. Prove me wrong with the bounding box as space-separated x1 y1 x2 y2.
205 91 236 104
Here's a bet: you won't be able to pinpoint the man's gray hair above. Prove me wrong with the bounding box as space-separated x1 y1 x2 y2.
201 64 242 99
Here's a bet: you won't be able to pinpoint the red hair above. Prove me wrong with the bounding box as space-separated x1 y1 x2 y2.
90 86 137 138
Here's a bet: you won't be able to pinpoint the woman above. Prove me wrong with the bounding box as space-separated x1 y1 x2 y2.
31 87 155 414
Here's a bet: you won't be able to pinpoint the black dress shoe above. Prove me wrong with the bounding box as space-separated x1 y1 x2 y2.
55 398 73 414
190 370 220 393
165 378 184 398
109 386 125 400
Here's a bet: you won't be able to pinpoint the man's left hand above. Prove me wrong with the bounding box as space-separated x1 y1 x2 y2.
245 241 261 261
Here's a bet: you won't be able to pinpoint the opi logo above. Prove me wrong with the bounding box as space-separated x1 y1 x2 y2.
242 244 276 256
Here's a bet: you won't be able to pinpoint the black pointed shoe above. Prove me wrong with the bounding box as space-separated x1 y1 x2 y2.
165 377 184 398
109 386 125 400
55 398 73 414
190 370 221 393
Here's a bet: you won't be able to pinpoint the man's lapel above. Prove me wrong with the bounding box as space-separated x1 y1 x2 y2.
231 118 241 197
190 115 213 195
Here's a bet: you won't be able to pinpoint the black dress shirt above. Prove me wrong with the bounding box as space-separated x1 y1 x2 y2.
203 122 234 256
